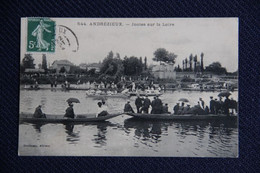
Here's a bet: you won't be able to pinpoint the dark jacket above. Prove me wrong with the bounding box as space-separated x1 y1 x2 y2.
154 98 162 109
210 99 215 112
135 97 143 107
162 106 169 113
124 103 134 113
64 106 75 118
143 98 151 108
173 104 179 114
33 106 44 118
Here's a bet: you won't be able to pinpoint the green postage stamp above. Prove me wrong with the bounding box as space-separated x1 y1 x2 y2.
27 18 55 52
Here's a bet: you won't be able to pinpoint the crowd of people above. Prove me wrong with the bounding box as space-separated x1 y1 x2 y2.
124 95 237 116
124 95 170 114
32 94 237 119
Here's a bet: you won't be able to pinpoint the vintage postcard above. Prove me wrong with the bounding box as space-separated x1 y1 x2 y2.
19 18 238 157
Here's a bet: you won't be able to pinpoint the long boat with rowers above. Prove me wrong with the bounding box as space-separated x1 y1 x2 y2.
19 112 122 123
126 112 238 121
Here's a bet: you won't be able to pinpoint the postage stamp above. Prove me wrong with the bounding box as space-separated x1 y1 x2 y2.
27 18 55 52
19 18 238 157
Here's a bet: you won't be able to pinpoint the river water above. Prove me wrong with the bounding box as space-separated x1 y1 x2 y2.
19 87 238 157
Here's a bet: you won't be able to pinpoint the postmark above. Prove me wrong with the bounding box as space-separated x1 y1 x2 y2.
56 25 79 52
27 18 55 52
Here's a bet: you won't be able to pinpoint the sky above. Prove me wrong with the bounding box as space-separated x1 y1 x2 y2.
21 18 238 72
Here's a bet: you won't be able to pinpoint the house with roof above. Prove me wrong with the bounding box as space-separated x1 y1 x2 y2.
86 63 101 73
151 62 176 80
50 60 74 73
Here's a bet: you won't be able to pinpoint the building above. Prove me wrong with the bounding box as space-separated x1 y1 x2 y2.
79 63 88 70
152 63 176 80
50 60 74 73
86 63 101 73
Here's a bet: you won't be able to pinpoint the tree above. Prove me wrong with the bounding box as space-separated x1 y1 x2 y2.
194 55 198 72
205 62 227 75
200 52 204 72
59 66 66 73
153 48 177 64
189 54 193 71
88 68 96 75
185 58 188 71
144 57 147 70
100 51 124 78
175 64 182 72
42 54 47 71
123 56 143 76
182 60 185 70
22 54 35 69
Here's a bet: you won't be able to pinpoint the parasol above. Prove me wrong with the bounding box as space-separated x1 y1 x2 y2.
218 91 231 97
66 98 80 103
178 98 189 102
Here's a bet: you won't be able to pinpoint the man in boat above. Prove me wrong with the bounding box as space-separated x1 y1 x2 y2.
162 103 170 114
96 102 108 117
101 99 108 112
173 103 180 115
33 105 46 118
178 102 185 115
153 95 163 114
135 95 143 113
223 96 231 116
64 102 75 119
151 97 156 114
199 98 205 109
209 96 215 114
230 98 237 114
124 101 135 113
141 95 151 114
215 98 221 114
205 106 210 114
182 104 191 114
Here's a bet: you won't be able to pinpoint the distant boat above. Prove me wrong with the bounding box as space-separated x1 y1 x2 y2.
128 89 162 97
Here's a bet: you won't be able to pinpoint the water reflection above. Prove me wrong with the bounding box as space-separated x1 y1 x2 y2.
123 118 237 156
64 124 80 144
32 123 45 133
91 121 114 148
124 118 173 144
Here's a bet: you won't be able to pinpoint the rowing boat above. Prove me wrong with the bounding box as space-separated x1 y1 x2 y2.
126 112 238 121
19 112 122 123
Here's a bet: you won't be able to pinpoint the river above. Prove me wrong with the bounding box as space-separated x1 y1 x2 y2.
19 88 238 157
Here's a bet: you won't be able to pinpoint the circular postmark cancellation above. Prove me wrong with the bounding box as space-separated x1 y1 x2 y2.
56 25 79 52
